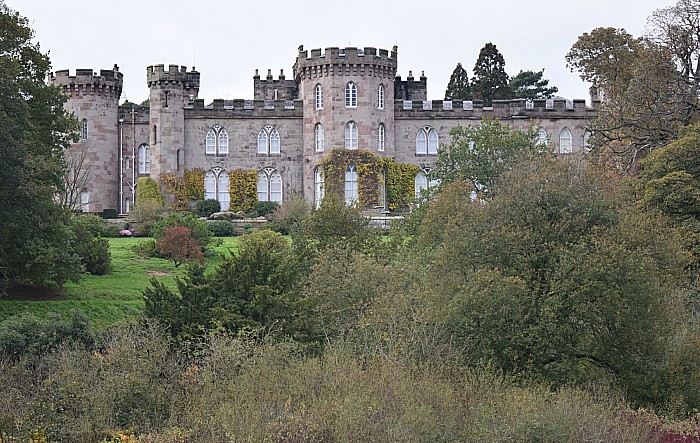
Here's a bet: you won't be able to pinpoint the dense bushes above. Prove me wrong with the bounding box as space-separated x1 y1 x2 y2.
206 219 234 237
197 198 221 217
0 322 665 443
72 222 111 275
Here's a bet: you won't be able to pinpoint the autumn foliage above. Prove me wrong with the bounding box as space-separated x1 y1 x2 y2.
155 226 204 267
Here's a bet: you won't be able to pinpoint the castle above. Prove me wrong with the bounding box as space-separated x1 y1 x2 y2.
50 45 597 214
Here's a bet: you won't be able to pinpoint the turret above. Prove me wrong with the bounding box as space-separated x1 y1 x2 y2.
50 66 123 213
146 64 200 177
293 45 398 202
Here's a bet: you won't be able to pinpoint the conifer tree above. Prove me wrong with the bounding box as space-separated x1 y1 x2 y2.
509 69 558 99
471 42 511 105
444 63 471 100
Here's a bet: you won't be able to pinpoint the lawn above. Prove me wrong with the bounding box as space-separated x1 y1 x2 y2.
0 237 240 327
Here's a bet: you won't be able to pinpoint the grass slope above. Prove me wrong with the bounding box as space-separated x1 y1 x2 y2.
0 237 240 327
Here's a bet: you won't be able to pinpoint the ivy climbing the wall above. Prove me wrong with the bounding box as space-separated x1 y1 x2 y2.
229 169 258 213
380 158 420 211
160 168 205 212
319 148 382 207
318 148 420 211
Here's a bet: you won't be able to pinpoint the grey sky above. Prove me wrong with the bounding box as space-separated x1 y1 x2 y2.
12 0 672 104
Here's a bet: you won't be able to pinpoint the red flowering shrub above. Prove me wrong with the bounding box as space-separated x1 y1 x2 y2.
155 226 204 267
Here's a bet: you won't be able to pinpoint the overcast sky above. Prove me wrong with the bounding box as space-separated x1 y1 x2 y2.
11 0 672 105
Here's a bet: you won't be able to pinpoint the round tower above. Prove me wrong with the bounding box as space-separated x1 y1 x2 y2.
294 45 398 201
146 64 200 178
51 66 123 213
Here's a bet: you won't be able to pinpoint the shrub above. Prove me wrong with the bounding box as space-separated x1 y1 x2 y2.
255 201 279 217
130 238 157 258
155 226 204 267
102 224 122 238
129 199 166 237
269 192 311 235
136 177 164 206
0 310 94 358
207 220 234 237
76 214 106 237
197 199 221 217
72 222 111 275
153 212 213 249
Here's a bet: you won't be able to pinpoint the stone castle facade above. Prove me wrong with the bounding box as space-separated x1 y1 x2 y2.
50 45 598 214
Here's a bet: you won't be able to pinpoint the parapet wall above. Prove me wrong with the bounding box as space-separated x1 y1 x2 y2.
146 64 200 91
50 66 123 99
294 45 398 81
395 98 599 119
186 99 303 118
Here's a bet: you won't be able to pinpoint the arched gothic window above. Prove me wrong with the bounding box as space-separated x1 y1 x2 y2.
315 123 324 152
415 169 440 199
314 166 325 209
537 128 548 147
81 119 88 140
206 124 229 155
345 164 358 206
345 121 358 149
258 125 281 154
559 127 573 154
416 126 438 154
204 168 230 211
138 144 151 174
378 84 385 109
345 82 357 108
315 84 323 110
257 168 282 202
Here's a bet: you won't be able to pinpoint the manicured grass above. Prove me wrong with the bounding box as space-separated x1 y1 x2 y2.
0 236 241 327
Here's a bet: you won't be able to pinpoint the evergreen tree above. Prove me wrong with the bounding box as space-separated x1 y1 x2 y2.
444 63 471 100
509 69 558 99
471 42 511 105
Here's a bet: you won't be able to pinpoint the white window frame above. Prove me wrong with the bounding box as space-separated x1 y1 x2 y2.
315 84 323 110
416 126 438 155
315 123 324 152
258 125 281 155
537 128 548 147
204 168 230 210
206 124 228 155
559 127 573 154
81 118 88 140
138 143 151 174
378 123 385 152
345 164 358 206
378 84 385 110
257 168 283 202
345 82 357 108
345 121 358 149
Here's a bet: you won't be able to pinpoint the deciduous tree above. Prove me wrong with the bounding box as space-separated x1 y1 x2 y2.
432 117 539 196
0 1 82 292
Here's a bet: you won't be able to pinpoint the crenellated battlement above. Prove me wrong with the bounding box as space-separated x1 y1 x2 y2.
186 98 303 118
395 70 427 101
253 69 298 100
146 64 200 92
50 65 123 99
294 45 398 81
395 98 598 119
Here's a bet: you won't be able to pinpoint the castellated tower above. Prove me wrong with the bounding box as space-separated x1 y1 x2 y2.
146 64 200 177
294 45 398 201
51 66 123 213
